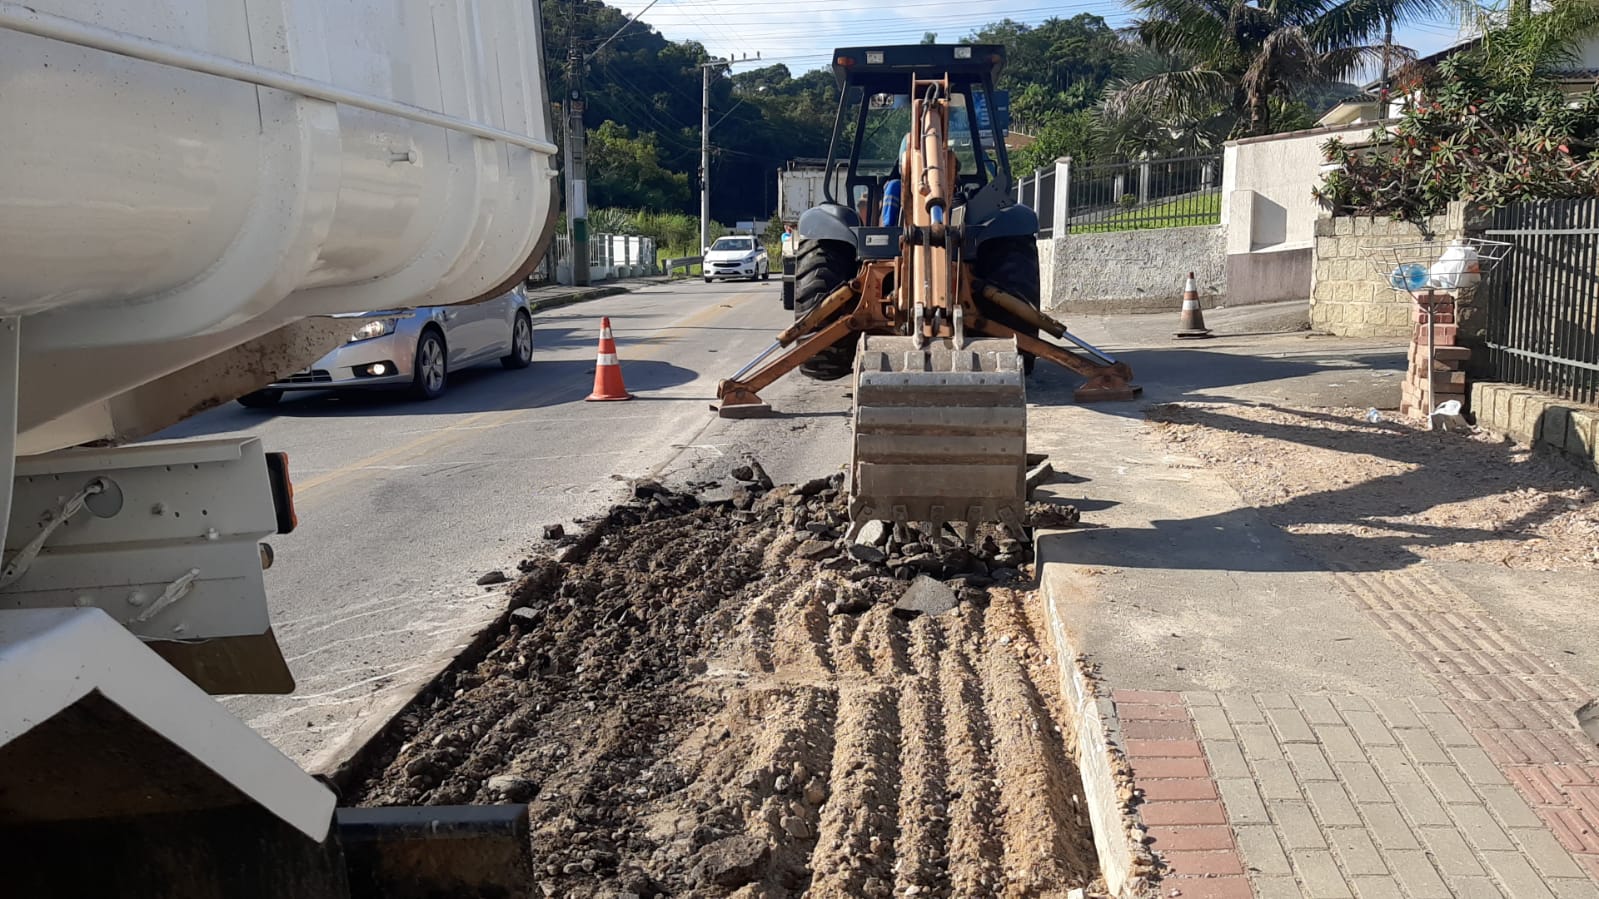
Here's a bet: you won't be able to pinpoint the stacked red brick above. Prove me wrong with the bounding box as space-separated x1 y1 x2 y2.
1400 290 1471 418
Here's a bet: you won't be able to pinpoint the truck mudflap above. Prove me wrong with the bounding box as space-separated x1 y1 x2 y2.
848 335 1027 532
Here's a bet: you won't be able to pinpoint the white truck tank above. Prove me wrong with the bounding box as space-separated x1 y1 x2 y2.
1 0 559 453
0 4 559 883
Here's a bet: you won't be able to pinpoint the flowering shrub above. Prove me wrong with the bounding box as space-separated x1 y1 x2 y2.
1314 55 1599 223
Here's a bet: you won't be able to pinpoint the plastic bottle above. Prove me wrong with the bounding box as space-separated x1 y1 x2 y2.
1429 242 1481 290
1388 262 1429 292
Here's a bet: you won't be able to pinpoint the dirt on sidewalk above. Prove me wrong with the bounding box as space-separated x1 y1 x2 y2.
349 475 1100 899
1148 402 1599 570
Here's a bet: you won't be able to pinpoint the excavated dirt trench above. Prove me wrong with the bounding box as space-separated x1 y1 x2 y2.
350 470 1101 898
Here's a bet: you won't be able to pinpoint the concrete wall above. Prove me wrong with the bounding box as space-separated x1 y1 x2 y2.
1223 126 1365 252
1309 203 1475 337
1041 224 1226 314
1472 383 1599 472
1219 123 1372 307
1226 247 1312 306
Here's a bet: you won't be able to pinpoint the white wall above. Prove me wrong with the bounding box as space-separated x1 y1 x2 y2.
1224 125 1365 253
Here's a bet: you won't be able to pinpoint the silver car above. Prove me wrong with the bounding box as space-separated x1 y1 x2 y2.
238 288 534 406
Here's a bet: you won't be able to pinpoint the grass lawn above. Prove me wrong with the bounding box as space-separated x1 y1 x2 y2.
1069 192 1221 234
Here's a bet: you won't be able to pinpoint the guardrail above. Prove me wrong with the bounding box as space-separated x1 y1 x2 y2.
663 256 703 277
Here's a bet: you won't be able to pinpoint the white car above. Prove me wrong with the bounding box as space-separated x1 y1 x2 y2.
704 236 770 283
238 288 534 406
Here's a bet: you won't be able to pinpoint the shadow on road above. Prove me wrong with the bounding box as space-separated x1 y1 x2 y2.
161 358 701 438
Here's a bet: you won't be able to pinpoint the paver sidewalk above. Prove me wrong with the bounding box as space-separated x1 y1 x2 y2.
1024 328 1599 898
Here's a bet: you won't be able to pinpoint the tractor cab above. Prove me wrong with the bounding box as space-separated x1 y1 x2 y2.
812 44 1031 260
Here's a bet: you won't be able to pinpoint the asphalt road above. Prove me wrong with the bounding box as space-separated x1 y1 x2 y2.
157 278 854 769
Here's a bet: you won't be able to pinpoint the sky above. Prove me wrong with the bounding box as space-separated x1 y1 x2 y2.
618 0 1470 77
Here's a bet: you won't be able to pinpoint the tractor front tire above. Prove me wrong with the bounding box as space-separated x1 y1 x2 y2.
794 239 859 381
975 237 1043 376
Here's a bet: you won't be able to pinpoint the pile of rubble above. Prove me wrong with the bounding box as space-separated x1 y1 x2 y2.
349 464 1098 899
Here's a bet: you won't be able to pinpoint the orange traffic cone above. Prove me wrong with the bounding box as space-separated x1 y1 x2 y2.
1174 272 1212 339
586 317 634 401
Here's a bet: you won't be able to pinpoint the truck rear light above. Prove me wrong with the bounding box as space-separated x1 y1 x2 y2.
265 452 297 534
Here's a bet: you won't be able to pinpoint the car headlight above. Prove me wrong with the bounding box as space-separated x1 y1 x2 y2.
349 319 397 343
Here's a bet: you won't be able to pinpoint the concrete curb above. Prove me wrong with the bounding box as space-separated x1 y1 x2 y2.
1038 545 1161 898
525 278 663 315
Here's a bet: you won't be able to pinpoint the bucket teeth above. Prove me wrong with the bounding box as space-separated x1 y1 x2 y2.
848 336 1028 529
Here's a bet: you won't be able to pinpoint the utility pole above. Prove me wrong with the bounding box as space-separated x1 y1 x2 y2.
564 0 659 286
565 45 590 286
699 58 725 255
699 53 760 254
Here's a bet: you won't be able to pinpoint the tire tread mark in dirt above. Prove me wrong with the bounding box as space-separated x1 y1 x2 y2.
894 618 954 897
937 607 1007 896
981 589 1100 895
831 610 875 678
805 683 903 898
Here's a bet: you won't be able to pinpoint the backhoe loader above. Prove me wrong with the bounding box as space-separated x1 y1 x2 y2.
716 44 1139 536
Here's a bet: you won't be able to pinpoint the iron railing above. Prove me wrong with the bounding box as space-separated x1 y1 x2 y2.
1015 153 1223 235
1480 199 1599 405
1065 154 1222 233
1014 166 1057 237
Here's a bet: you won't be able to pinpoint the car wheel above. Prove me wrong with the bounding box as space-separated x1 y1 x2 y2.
237 388 283 409
411 329 448 400
501 310 533 370
762 263 770 282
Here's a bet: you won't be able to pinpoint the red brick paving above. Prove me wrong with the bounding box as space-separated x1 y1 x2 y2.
1114 690 1253 898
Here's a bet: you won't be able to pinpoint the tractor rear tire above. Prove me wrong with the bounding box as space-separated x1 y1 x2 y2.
795 239 859 381
975 237 1042 376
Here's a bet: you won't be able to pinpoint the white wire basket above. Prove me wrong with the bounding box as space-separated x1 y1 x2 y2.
1360 238 1512 303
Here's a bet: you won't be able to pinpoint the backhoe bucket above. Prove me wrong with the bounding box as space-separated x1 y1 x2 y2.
849 336 1028 529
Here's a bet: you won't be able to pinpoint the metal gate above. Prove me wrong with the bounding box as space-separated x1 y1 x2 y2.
1480 200 1599 405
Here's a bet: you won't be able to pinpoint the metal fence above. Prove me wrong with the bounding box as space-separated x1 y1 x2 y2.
1017 153 1223 235
530 232 657 286
1480 199 1599 405
1014 166 1057 237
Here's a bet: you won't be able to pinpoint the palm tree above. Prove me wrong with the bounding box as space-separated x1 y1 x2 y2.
1108 0 1451 136
1467 0 1599 88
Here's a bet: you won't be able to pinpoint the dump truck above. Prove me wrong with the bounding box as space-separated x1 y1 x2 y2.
0 2 557 894
717 45 1139 536
777 159 850 228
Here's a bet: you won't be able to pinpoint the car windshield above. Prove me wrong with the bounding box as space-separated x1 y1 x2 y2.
712 238 753 252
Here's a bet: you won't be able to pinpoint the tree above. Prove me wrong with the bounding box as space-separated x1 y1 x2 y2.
1011 110 1101 173
966 16 1128 96
585 121 691 212
1315 22 1599 222
1110 0 1450 137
